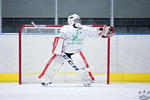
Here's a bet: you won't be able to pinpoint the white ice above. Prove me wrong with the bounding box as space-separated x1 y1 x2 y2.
0 83 150 100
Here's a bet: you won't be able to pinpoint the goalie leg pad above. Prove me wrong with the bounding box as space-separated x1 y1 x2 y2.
39 55 65 83
38 54 57 78
71 52 94 86
79 51 95 81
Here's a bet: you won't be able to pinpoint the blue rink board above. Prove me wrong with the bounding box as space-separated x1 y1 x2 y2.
0 33 150 35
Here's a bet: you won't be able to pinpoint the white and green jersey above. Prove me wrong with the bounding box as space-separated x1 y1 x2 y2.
59 25 100 53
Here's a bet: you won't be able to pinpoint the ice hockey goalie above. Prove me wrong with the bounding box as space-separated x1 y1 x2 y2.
39 14 115 87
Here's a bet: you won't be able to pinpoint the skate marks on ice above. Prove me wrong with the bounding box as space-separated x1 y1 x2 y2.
0 83 150 100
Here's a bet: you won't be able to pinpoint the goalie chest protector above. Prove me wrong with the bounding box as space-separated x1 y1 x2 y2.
52 37 64 55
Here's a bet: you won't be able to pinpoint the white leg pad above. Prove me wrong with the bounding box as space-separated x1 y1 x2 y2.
40 55 64 83
71 52 93 86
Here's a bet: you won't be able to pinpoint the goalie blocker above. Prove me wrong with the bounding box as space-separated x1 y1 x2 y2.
52 37 64 55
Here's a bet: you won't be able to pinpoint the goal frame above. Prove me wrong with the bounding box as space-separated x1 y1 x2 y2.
18 25 110 85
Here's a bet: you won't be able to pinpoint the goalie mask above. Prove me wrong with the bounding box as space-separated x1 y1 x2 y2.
68 14 82 29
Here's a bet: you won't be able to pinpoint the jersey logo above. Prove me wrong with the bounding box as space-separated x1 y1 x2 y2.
69 29 83 44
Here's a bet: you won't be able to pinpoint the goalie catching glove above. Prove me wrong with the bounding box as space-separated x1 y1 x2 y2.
99 25 115 38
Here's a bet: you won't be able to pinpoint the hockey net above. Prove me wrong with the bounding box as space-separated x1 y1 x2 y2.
19 25 110 84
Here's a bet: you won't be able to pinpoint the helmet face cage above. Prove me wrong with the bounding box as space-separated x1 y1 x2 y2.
68 14 81 25
74 18 80 23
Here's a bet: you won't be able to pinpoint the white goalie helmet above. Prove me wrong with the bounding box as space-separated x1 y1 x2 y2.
68 14 82 28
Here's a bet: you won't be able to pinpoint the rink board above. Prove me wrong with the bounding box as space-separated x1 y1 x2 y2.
0 33 150 83
0 73 150 83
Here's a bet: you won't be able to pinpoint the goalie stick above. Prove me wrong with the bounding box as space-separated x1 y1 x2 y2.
60 52 95 81
62 52 85 71
31 21 41 31
31 21 49 34
31 21 38 28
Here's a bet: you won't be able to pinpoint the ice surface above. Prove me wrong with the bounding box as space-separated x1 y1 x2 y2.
0 83 150 100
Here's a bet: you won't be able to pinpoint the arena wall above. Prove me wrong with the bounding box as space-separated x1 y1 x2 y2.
0 33 150 83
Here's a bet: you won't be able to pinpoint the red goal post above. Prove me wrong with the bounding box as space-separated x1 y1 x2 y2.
19 25 110 84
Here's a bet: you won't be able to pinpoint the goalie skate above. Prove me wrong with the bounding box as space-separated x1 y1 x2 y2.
41 82 52 87
83 80 92 87
78 68 93 87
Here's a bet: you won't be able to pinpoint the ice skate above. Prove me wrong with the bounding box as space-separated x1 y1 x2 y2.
41 82 52 87
83 80 92 87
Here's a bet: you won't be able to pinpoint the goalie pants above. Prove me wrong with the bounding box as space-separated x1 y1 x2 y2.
39 51 95 83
